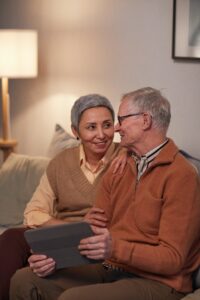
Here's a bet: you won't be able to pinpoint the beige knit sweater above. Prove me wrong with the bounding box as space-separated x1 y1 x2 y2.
46 145 118 222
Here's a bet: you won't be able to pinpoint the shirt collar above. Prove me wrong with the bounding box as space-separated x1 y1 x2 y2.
79 143 115 170
142 139 169 165
132 139 169 164
132 139 169 180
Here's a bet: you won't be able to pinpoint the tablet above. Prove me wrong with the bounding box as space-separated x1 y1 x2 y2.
24 221 95 269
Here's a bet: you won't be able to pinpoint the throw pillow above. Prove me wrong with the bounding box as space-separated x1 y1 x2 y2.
46 124 80 158
0 153 49 227
180 150 200 175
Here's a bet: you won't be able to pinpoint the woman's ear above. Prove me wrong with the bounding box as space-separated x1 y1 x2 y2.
71 126 79 140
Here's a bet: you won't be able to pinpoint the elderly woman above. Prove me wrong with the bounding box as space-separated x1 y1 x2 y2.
0 94 125 300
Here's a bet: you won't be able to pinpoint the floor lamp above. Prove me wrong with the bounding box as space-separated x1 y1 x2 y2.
0 29 38 160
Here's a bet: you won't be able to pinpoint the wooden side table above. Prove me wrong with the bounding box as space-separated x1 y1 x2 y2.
0 139 18 161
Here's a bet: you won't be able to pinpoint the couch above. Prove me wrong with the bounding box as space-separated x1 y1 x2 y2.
0 124 79 234
0 125 199 297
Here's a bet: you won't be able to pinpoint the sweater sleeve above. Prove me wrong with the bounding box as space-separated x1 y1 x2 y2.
23 172 57 227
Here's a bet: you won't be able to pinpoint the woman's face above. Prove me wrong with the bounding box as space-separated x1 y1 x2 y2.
73 107 114 158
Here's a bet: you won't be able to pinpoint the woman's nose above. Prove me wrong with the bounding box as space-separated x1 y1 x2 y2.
97 128 105 138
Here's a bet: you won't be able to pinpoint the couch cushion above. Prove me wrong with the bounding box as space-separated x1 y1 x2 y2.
180 150 200 175
181 288 200 299
0 153 49 227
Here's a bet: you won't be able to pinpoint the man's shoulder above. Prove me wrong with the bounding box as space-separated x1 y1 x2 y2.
179 150 200 176
175 151 199 177
103 155 136 184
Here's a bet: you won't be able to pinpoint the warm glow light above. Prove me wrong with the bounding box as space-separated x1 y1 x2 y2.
0 29 38 78
0 29 38 156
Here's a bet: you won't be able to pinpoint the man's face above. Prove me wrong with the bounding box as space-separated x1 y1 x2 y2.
115 99 144 153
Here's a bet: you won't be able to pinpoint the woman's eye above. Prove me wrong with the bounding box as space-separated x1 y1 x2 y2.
86 124 96 130
103 122 112 128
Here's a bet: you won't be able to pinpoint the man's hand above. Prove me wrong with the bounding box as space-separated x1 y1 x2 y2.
78 226 112 260
28 254 56 277
84 207 108 227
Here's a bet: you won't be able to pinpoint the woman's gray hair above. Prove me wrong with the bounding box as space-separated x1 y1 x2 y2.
122 87 171 132
71 94 115 130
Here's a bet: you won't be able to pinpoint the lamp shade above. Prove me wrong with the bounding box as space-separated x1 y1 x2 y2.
0 29 38 78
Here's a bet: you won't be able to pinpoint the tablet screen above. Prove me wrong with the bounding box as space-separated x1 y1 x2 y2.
24 221 95 269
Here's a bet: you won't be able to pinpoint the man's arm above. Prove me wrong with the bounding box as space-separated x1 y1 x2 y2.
88 161 200 276
110 168 200 275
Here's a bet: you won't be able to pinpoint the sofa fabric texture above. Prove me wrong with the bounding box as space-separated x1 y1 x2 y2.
0 153 49 227
0 124 77 230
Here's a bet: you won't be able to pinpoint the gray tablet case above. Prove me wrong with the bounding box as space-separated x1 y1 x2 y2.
24 221 95 269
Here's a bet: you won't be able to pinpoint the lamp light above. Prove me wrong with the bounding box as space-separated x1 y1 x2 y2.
0 29 38 160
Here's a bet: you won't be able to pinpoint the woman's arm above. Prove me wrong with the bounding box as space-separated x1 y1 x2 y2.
23 172 62 227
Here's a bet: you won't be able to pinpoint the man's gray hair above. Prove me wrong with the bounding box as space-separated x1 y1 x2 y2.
71 94 115 130
122 87 171 131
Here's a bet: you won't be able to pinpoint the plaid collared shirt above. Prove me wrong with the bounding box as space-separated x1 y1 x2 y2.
135 139 168 180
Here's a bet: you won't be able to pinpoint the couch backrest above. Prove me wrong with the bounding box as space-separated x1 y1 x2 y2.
180 150 200 175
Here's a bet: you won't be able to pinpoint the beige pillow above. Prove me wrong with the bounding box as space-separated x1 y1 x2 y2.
47 124 80 158
0 153 49 227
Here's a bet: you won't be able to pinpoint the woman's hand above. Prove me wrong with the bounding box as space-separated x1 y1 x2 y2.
84 207 108 227
111 148 127 174
78 226 112 260
28 254 56 277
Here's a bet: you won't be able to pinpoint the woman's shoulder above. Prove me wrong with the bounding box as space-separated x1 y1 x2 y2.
48 146 80 168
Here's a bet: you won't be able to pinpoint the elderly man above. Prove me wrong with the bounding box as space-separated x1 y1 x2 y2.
10 87 200 300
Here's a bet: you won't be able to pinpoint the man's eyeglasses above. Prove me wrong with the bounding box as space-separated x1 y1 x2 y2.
117 112 144 126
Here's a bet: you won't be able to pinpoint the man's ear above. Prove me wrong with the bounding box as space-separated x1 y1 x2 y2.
71 126 79 139
142 112 152 130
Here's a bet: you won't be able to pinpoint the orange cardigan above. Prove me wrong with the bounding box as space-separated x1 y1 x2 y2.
95 139 200 293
